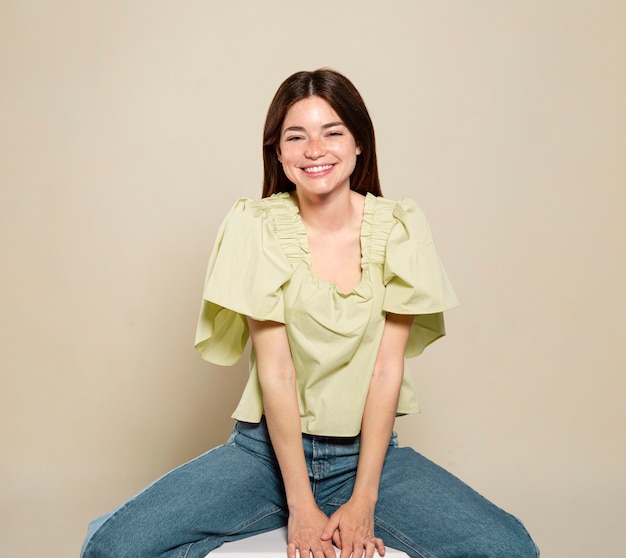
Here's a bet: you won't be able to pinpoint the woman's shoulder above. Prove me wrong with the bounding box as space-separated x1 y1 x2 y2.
366 194 427 232
369 194 421 215
220 193 305 262
226 192 295 218
219 193 295 228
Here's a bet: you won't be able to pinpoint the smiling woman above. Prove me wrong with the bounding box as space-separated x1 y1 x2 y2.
262 69 381 198
277 97 362 200
80 69 539 558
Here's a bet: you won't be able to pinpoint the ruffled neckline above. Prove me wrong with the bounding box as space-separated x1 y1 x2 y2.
263 192 385 296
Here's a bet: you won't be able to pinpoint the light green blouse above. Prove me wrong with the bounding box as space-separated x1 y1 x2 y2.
195 192 458 436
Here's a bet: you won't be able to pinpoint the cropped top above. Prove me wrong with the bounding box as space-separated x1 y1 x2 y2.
194 192 458 436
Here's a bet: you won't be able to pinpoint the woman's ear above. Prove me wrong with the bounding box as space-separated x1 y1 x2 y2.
276 146 282 162
356 145 362 156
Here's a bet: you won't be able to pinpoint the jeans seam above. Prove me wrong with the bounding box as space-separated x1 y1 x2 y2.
181 506 285 558
231 433 282 479
373 517 432 558
227 505 285 535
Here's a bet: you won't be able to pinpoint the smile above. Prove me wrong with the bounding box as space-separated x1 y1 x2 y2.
302 164 334 173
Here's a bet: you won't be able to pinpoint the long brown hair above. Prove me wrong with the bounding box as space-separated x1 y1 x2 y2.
262 69 382 198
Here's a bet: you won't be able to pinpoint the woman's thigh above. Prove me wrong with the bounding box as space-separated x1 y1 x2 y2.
81 436 288 558
372 446 539 558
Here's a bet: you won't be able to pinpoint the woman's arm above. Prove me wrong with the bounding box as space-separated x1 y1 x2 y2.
246 317 337 558
323 313 414 558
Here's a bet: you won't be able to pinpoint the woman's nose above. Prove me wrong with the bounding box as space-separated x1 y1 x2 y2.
305 138 325 158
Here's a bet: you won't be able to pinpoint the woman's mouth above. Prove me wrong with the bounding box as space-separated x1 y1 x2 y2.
302 164 334 174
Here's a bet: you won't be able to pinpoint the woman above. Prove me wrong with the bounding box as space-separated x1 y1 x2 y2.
81 69 538 558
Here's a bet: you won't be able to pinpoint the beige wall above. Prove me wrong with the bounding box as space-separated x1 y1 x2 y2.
2 1 625 556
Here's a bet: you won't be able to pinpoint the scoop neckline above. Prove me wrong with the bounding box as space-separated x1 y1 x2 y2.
281 192 374 296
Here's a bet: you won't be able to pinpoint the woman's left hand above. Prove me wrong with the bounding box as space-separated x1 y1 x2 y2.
321 496 386 558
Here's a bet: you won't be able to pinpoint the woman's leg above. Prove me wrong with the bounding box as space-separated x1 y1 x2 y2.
81 423 288 558
371 443 539 558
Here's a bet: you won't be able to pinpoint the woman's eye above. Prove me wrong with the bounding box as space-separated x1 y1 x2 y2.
328 131 343 137
286 136 303 142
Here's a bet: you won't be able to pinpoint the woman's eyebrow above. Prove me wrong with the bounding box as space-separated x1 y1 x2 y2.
283 121 345 134
321 121 345 129
283 125 306 133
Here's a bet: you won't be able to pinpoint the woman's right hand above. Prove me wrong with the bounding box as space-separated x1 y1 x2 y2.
287 506 338 558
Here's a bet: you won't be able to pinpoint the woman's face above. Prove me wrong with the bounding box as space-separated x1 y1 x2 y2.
277 96 361 199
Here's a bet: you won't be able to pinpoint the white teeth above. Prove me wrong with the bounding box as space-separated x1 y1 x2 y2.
304 164 333 173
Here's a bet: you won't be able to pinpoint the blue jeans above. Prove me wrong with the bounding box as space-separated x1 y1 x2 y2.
81 420 539 558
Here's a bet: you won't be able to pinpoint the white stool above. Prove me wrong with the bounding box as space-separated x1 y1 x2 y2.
207 527 410 556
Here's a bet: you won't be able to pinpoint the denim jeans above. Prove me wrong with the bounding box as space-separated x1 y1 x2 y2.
81 420 539 558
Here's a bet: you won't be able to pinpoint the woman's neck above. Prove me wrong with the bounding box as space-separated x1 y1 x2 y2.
291 188 363 234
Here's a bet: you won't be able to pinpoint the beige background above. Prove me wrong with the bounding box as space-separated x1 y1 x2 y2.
2 1 625 556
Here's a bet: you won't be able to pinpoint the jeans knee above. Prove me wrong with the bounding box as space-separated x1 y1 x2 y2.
81 513 113 557
503 516 540 558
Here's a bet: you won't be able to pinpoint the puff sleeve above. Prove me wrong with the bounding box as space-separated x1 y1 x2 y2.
383 199 459 357
194 199 293 365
